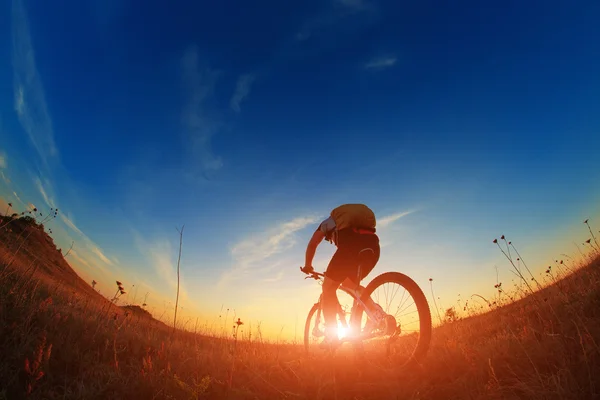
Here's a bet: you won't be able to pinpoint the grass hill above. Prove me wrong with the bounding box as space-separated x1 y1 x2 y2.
1 211 599 399
0 213 102 299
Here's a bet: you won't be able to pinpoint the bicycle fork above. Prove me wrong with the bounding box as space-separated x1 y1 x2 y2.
313 293 382 337
312 297 349 338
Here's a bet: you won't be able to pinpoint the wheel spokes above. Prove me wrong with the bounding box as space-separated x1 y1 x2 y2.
358 281 423 360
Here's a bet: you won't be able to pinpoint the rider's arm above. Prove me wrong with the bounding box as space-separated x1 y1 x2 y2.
304 229 325 268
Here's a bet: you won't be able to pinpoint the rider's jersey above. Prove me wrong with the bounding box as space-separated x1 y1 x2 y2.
318 204 376 246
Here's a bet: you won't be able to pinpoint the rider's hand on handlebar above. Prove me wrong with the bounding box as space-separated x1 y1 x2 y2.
300 265 314 274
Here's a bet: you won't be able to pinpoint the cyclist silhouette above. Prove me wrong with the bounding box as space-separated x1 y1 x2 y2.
301 204 386 347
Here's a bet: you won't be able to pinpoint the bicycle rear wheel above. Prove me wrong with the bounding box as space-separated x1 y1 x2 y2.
351 271 432 367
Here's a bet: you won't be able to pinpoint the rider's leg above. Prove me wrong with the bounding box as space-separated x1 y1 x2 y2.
321 276 342 340
340 278 377 309
345 241 384 322
322 245 352 343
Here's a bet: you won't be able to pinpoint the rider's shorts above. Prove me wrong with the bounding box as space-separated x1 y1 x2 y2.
324 228 380 283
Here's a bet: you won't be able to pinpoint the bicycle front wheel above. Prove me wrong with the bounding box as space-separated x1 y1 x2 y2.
304 302 325 354
351 271 432 367
304 298 352 354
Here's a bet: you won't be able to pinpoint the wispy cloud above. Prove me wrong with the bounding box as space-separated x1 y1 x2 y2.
295 0 377 42
34 176 56 209
1 172 10 185
68 249 94 271
230 74 256 113
0 151 8 185
66 247 115 281
149 244 177 287
376 210 417 249
12 0 58 167
54 204 121 278
34 176 93 248
12 191 24 206
60 214 113 266
378 210 414 228
132 232 190 303
34 174 87 242
60 213 83 235
231 216 319 265
365 56 397 70
263 270 285 283
11 0 125 288
12 0 66 226
90 245 113 266
181 45 223 174
219 215 320 287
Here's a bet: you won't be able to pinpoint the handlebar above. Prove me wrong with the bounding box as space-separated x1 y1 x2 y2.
299 267 325 280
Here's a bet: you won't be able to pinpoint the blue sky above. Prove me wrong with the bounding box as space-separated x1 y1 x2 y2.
1 0 600 338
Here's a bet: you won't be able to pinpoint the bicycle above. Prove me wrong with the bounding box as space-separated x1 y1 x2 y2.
301 267 432 367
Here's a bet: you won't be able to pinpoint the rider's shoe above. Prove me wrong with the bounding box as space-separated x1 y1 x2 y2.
364 303 387 333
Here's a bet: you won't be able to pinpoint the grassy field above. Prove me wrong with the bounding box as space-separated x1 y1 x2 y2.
1 212 600 399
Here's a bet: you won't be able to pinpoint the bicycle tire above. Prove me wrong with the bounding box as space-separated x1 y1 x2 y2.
351 271 432 366
303 302 321 354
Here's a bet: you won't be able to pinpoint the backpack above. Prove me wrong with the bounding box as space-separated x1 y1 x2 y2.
330 204 376 231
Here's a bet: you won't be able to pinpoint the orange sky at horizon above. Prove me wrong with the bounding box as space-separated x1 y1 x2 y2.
65 205 600 341
1 192 599 342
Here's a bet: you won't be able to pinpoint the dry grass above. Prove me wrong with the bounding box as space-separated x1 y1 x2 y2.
1 213 600 399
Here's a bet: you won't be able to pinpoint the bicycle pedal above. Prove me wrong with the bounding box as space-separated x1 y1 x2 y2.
383 315 397 336
312 327 325 337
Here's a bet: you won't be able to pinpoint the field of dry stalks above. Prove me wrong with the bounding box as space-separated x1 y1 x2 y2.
1 211 600 399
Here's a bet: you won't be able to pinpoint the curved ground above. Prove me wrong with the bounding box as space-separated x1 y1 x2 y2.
1 216 599 399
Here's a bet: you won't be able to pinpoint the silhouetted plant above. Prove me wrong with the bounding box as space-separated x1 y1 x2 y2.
444 307 459 323
173 225 185 337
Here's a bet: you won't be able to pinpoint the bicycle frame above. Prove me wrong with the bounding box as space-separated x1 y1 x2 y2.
306 271 384 342
303 267 432 364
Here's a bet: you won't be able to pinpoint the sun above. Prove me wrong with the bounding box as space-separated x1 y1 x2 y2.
337 325 348 339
